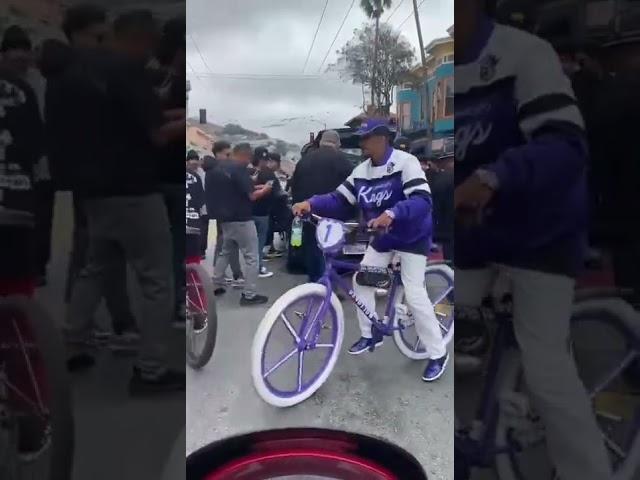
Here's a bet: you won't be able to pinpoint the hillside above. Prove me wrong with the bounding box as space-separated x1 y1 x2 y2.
186 119 299 176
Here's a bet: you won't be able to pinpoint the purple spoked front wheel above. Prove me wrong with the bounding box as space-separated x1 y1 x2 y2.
251 283 345 407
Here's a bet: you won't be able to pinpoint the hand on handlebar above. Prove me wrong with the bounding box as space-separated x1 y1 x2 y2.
292 201 312 217
454 172 495 212
454 173 495 227
368 211 394 231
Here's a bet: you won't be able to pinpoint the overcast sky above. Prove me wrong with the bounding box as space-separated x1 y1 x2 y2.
186 0 453 144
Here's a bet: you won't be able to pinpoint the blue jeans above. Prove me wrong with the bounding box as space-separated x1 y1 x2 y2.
253 215 270 270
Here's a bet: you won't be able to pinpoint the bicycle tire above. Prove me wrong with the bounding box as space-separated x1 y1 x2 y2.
186 264 217 370
493 295 640 480
393 263 455 360
0 296 74 480
251 283 344 408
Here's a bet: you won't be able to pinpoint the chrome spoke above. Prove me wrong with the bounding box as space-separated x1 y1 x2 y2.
297 351 304 393
314 343 335 348
280 314 301 343
12 315 44 412
263 348 298 378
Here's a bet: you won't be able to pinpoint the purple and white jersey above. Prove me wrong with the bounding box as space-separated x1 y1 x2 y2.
455 17 588 273
310 148 433 255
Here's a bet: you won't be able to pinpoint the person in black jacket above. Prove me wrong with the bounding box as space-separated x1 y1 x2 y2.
429 153 454 261
44 5 138 346
60 10 185 393
289 130 353 281
0 68 42 290
151 16 188 325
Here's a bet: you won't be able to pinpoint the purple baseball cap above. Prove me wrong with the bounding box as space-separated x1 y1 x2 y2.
355 118 393 138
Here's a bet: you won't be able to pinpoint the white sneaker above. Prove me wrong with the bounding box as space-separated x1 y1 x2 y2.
259 267 274 279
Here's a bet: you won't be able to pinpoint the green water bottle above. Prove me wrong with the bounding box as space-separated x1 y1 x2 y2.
291 216 303 247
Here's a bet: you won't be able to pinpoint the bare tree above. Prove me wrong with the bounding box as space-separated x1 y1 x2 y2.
330 23 415 115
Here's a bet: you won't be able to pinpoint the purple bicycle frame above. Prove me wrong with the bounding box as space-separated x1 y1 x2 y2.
296 254 405 351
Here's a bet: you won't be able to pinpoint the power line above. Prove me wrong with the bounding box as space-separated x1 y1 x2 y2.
397 0 427 29
191 72 330 81
384 0 406 23
190 33 213 73
302 0 330 73
317 0 356 73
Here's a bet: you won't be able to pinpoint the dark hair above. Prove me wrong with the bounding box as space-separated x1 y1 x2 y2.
1 25 32 52
233 143 252 155
62 4 106 41
38 39 73 77
156 16 185 66
186 149 199 161
212 140 231 155
268 152 281 163
113 9 156 36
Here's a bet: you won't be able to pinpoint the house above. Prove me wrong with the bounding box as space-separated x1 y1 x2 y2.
396 66 428 135
186 121 216 156
424 25 454 154
395 25 454 157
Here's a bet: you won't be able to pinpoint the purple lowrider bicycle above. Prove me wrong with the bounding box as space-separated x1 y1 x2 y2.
251 214 454 407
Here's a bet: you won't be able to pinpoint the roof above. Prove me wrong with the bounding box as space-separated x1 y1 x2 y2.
424 35 454 54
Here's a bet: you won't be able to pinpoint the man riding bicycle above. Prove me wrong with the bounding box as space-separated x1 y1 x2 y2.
293 118 448 382
455 1 611 478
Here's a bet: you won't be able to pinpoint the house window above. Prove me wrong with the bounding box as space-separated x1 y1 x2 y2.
443 77 454 117
431 87 438 123
400 102 411 130
444 54 454 63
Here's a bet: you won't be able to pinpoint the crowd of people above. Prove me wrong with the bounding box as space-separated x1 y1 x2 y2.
0 4 187 394
186 142 291 306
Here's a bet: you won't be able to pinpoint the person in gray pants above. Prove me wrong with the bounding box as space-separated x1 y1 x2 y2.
208 143 270 306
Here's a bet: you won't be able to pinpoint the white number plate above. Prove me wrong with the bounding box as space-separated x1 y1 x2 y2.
342 243 367 255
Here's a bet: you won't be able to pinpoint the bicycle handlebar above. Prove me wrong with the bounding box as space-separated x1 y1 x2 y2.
307 213 379 234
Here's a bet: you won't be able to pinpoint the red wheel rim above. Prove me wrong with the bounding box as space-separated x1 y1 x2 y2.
204 449 398 480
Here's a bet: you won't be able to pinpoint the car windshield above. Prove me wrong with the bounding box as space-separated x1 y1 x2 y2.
341 148 363 166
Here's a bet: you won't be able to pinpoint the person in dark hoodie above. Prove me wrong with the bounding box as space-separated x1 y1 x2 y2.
54 9 185 393
150 16 188 326
1 26 54 287
454 1 610 478
43 4 138 349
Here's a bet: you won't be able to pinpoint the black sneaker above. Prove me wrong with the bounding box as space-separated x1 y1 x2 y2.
240 294 269 306
67 353 96 372
129 367 186 395
214 287 226 296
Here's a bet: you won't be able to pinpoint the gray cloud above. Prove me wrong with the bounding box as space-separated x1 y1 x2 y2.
187 0 453 143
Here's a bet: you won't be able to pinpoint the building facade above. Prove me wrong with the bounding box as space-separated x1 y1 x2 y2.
395 25 454 157
425 25 454 156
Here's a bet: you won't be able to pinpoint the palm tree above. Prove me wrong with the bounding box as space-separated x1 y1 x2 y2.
360 0 392 112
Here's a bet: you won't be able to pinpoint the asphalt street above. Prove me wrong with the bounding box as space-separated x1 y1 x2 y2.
36 192 185 480
186 230 455 480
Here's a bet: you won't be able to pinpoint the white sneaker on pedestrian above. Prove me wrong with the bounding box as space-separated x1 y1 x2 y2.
259 267 274 279
232 277 245 289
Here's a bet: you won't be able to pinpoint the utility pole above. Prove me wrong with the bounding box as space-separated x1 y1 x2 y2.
413 0 427 67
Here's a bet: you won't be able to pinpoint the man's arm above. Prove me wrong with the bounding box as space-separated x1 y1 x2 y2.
389 157 432 221
308 169 357 219
483 38 587 196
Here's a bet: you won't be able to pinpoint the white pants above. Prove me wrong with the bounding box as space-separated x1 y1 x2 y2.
457 265 612 480
354 247 447 360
